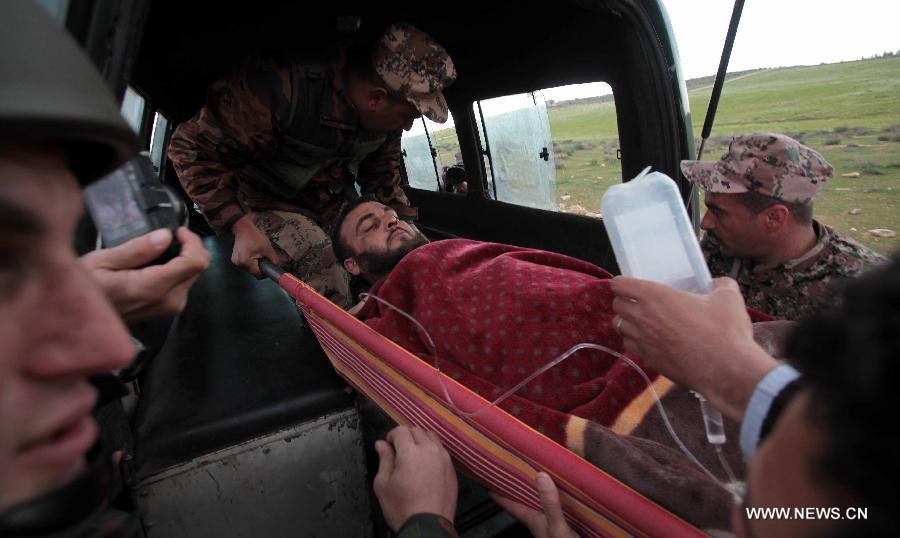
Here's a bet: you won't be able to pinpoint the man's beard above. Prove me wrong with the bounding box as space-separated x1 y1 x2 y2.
356 228 430 282
704 231 735 256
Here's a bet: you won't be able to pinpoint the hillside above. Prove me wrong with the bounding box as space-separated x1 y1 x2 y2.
687 57 900 134
545 56 900 254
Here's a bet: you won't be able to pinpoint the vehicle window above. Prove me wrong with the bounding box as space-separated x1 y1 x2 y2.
474 83 621 218
546 82 620 219
33 0 69 26
120 85 146 134
149 111 170 174
474 92 557 211
432 121 462 174
401 113 462 192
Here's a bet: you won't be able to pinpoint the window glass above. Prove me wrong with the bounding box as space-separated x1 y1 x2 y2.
431 118 462 184
474 92 558 211
472 82 620 217
401 118 440 190
401 113 462 192
120 86 146 134
473 104 494 196
33 0 69 26
149 112 170 174
544 82 620 218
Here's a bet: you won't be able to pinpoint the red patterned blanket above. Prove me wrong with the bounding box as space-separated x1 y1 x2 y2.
357 239 768 529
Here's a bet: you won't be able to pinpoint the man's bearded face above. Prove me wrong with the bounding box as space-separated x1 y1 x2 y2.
353 226 429 280
340 202 429 282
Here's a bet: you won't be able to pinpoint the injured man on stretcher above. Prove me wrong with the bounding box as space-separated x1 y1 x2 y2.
330 198 780 530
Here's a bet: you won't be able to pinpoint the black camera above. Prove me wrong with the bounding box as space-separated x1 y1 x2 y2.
83 154 187 264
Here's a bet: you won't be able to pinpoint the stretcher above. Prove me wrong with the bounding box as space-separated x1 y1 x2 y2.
261 261 706 537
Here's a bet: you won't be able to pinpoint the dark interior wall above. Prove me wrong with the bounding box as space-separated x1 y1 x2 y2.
409 189 620 272
131 0 622 121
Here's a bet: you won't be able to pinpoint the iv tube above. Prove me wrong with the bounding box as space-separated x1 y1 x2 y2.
361 291 730 485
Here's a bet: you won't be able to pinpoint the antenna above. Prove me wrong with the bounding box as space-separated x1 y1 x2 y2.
697 0 746 160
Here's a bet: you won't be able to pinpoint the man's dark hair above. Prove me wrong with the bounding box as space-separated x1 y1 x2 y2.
734 190 813 225
329 195 377 264
344 31 383 86
785 254 899 536
343 24 406 102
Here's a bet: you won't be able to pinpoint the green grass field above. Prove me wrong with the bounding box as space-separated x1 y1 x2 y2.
546 56 900 254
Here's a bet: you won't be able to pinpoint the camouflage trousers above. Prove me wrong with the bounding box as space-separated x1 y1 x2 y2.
250 210 351 309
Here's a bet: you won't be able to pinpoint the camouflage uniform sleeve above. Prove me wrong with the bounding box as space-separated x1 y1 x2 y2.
167 58 291 232
356 130 418 220
389 513 458 538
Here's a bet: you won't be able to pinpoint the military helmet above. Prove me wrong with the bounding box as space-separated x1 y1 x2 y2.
0 1 138 183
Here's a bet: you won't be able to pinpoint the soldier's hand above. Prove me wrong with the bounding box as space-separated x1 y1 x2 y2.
491 473 577 538
81 227 210 323
231 214 279 278
610 276 777 421
373 426 458 532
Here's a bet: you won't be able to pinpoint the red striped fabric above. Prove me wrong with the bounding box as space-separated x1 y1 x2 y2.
279 273 705 538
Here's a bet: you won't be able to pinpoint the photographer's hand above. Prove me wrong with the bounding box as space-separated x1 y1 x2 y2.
81 227 210 323
231 214 279 278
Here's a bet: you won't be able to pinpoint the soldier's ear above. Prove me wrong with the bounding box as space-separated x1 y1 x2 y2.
366 87 390 111
343 256 362 276
763 204 790 231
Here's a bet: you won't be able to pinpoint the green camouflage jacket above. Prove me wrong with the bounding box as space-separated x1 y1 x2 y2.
167 55 413 233
702 221 887 320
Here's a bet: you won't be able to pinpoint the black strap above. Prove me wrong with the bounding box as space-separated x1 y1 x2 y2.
285 61 334 148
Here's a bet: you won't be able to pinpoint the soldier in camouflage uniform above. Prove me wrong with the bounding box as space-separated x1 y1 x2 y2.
168 23 455 308
681 132 886 320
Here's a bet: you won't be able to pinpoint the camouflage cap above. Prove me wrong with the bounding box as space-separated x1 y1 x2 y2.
680 133 833 204
373 23 456 123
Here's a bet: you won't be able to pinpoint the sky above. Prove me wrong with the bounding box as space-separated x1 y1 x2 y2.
543 0 900 102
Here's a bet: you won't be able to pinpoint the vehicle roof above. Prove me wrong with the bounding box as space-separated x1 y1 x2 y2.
131 0 661 122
